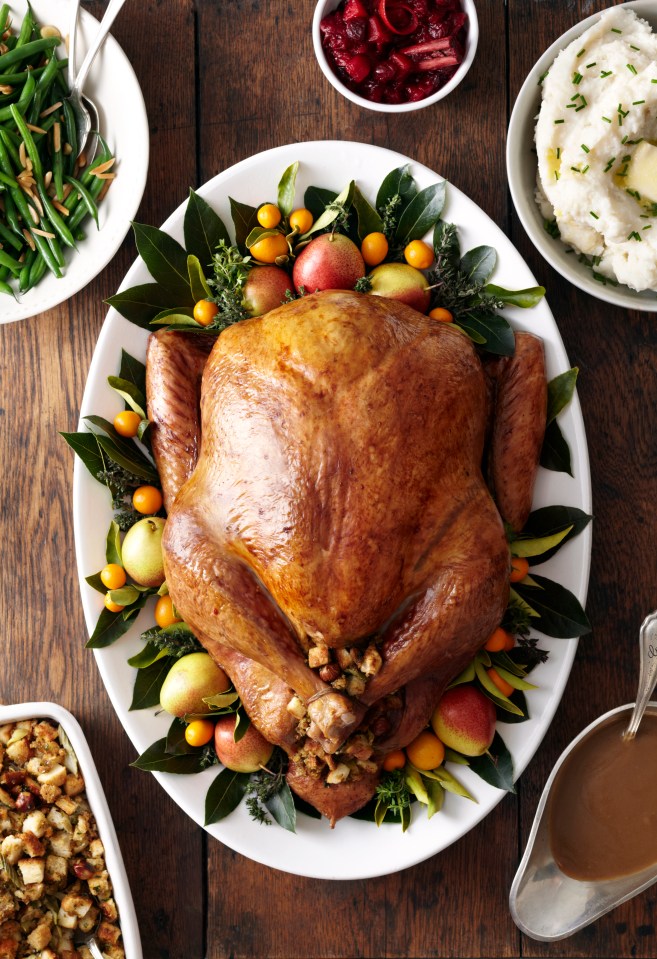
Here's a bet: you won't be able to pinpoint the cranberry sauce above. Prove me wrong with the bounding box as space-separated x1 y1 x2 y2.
320 0 469 105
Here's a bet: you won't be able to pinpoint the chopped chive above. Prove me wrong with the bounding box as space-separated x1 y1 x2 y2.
601 70 613 78
554 118 565 124
554 171 560 180
643 224 652 230
611 27 622 34
626 188 641 199
627 63 637 75
573 72 583 85
538 69 549 85
570 93 580 101
633 99 645 105
590 211 599 219
604 157 616 172
652 79 657 83
593 271 618 286
556 147 561 159
602 116 612 123
621 134 628 144
586 62 597 68
582 164 589 173
627 231 642 241
576 47 585 57
581 144 590 153
630 45 640 51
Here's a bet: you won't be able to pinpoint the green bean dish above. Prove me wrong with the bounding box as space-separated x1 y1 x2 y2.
0 4 116 298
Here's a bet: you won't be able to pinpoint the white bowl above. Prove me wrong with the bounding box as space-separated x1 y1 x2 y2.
0 702 143 959
312 0 478 113
507 1 657 311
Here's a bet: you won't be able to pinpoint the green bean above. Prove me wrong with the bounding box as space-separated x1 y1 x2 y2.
0 127 20 167
52 126 64 201
61 100 77 173
9 103 42 178
26 252 47 290
0 247 21 275
28 53 61 125
37 180 77 249
0 219 23 252
15 8 35 47
44 227 65 270
64 174 99 227
0 69 35 123
3 191 21 237
18 246 35 291
0 37 59 71
0 59 68 86
69 175 106 231
0 5 10 32
0 279 15 297
6 183 62 278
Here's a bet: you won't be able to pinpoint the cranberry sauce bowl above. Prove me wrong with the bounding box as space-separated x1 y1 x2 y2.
313 0 478 112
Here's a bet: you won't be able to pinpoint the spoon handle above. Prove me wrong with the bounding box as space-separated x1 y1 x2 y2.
624 610 657 739
67 0 81 91
72 0 130 97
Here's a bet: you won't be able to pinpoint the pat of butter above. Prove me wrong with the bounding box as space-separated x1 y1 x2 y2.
626 141 657 204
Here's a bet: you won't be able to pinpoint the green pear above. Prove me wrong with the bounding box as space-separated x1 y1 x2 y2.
121 516 166 587
160 652 230 718
367 262 431 313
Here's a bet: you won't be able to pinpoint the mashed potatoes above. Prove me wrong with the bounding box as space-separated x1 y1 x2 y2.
535 7 657 292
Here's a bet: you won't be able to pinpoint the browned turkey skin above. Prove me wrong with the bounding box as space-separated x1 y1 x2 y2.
146 290 546 825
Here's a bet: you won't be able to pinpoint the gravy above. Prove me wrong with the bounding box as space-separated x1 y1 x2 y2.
549 710 657 881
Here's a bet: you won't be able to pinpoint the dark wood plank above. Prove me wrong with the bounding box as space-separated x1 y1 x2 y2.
508 3 657 957
0 3 202 958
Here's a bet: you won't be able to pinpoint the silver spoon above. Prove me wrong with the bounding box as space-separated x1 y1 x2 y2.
66 0 130 160
509 610 657 942
73 923 104 959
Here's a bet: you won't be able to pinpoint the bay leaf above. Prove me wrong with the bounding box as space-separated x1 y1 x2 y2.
132 222 192 305
204 768 250 825
184 189 230 268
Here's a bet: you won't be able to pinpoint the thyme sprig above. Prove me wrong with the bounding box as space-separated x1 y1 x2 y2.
428 222 505 316
139 624 204 659
245 748 288 825
208 240 251 330
96 462 144 530
374 770 412 830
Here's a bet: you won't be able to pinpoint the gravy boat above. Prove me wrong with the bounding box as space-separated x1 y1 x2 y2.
509 701 657 941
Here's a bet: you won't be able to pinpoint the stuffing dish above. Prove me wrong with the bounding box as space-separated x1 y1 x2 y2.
0 718 124 959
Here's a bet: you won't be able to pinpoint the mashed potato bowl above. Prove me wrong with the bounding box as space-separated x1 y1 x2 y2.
507 1 657 311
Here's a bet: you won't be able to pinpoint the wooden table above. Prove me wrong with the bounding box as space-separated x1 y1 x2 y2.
1 1 654 956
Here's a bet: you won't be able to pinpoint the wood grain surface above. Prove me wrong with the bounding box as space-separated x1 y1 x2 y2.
0 1 654 957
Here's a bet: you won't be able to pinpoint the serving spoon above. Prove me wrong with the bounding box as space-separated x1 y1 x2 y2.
509 610 657 941
73 922 104 959
66 0 130 160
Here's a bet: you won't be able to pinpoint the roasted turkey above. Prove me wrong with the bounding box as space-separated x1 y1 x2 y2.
146 289 546 824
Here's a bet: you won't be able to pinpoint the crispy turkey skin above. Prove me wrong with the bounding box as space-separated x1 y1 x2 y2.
151 290 516 822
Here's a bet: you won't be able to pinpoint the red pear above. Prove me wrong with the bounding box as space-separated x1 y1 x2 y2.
431 686 496 757
367 262 431 313
242 265 292 317
292 233 365 293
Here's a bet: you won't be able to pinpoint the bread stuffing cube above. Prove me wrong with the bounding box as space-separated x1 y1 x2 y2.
17 857 44 885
